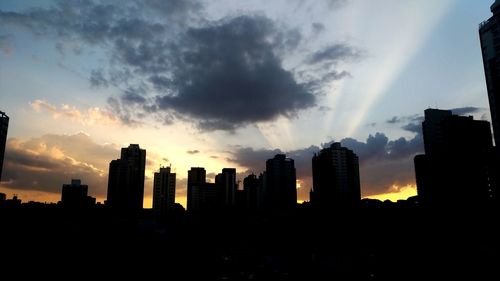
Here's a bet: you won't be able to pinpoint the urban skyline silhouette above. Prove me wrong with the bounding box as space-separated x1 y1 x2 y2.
1 0 500 279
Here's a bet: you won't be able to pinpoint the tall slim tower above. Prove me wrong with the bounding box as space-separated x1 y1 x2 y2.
107 144 146 212
215 168 237 208
479 0 500 145
187 167 206 212
311 142 360 209
152 166 176 214
0 111 9 181
265 154 297 210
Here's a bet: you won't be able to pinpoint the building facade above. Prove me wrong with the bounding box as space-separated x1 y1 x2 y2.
414 109 494 206
0 111 9 181
107 144 146 212
265 154 297 210
311 142 361 209
187 167 206 212
480 0 500 146
61 179 95 208
152 166 176 214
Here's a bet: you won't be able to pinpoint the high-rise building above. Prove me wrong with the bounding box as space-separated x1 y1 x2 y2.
152 166 176 214
61 179 95 208
215 168 237 208
479 0 500 146
0 111 9 181
106 144 146 212
311 142 360 209
187 167 206 212
189 182 217 212
414 109 494 206
265 154 297 210
243 174 260 210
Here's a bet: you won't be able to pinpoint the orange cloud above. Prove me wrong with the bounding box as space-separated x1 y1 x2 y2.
30 99 119 126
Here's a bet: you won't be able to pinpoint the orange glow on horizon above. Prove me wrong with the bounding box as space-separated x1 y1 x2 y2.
364 184 417 202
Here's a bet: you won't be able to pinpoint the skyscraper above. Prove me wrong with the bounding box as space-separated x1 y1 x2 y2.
152 166 176 214
215 168 237 208
243 174 260 210
265 154 297 210
187 167 206 212
479 0 500 145
107 144 146 212
311 142 360 209
414 109 494 206
0 111 9 181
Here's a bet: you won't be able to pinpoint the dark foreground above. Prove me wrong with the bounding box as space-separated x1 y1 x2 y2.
1 203 499 280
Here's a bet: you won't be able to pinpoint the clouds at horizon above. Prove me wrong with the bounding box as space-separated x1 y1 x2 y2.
228 122 424 200
0 133 118 198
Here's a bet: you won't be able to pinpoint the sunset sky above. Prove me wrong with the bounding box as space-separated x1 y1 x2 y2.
0 0 495 208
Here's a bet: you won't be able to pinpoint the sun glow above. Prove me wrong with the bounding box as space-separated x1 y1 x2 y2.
364 184 417 202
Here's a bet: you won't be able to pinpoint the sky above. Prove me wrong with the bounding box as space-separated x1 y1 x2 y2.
0 0 495 208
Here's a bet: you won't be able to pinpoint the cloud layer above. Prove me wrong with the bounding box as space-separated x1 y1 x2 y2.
0 133 118 199
228 128 424 200
0 0 359 131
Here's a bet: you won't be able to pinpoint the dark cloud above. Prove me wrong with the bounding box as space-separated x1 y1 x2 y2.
154 15 315 131
318 106 332 112
307 43 362 65
227 145 320 200
90 69 109 88
0 133 119 199
228 131 423 199
311 22 325 34
386 116 400 124
186 150 200 155
450 106 482 116
386 114 422 124
0 1 359 131
402 122 422 134
386 113 424 135
289 0 349 11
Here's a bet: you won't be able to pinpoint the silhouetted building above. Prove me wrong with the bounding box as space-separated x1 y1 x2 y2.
152 166 176 214
265 154 297 210
187 167 206 212
215 168 237 208
244 174 260 210
480 1 500 146
107 144 146 212
414 109 494 206
61 179 95 208
0 192 6 202
311 142 361 209
0 111 8 181
189 183 217 212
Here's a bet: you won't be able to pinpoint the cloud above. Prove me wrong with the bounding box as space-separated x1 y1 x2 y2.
227 145 320 200
228 131 423 200
0 33 13 54
186 150 200 155
0 133 119 199
153 15 315 131
311 22 325 34
288 0 349 11
30 99 119 126
307 43 363 65
450 106 482 116
1 1 359 131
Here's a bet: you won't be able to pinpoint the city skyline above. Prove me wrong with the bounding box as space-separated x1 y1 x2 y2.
0 0 496 208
